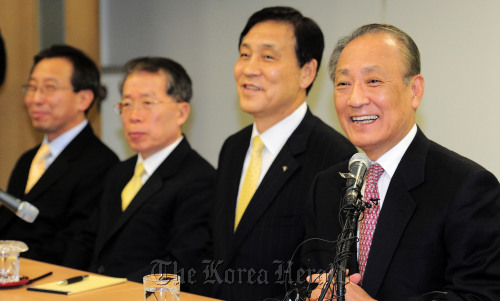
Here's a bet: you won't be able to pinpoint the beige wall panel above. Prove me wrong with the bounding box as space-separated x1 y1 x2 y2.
0 0 40 189
65 0 101 134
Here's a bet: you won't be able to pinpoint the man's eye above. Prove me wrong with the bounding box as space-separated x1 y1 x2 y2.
44 85 57 93
142 100 156 108
121 102 132 108
240 53 250 58
368 79 381 84
336 82 349 87
27 85 37 92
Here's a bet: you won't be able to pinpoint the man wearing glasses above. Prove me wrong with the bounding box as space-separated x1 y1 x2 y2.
88 57 215 285
0 45 118 266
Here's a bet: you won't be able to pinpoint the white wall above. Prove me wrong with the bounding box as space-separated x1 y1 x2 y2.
100 0 500 178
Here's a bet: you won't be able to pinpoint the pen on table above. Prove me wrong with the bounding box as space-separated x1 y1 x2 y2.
26 271 53 285
57 275 89 285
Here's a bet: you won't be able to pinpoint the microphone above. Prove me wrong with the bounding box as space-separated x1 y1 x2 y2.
342 153 371 204
0 189 39 223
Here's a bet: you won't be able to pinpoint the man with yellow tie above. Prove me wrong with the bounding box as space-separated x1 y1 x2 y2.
209 6 356 301
0 45 119 265
88 57 215 285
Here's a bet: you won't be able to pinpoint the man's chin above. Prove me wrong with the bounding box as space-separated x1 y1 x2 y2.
32 123 49 133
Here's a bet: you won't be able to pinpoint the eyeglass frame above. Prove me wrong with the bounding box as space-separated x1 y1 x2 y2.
114 98 180 115
21 84 73 97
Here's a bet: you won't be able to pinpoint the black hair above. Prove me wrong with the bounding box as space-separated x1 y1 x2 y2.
33 45 103 112
239 6 324 95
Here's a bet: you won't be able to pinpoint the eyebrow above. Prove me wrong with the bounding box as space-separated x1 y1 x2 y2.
363 65 385 75
122 92 158 99
28 77 59 83
336 65 387 77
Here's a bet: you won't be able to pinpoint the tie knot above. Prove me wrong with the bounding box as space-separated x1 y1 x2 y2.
37 144 51 158
366 163 384 183
135 163 145 177
252 136 264 154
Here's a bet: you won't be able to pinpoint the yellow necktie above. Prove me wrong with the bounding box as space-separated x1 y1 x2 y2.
235 136 264 230
121 163 145 211
25 144 51 193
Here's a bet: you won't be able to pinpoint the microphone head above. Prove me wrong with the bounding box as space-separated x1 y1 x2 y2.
16 202 39 223
349 153 370 172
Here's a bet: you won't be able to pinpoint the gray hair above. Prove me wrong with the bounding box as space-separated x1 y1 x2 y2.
328 23 420 85
120 57 192 103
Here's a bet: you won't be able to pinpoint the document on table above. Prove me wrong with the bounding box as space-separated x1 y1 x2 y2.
27 275 127 295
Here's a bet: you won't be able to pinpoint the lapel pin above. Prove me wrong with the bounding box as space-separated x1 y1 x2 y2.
282 166 288 172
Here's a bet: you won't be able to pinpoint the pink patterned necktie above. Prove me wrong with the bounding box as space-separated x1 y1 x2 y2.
358 163 384 280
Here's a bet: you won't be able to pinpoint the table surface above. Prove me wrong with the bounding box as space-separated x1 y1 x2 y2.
0 258 222 301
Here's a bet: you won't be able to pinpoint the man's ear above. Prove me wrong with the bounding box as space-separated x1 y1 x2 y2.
78 89 94 112
177 102 190 126
300 59 318 90
410 74 425 110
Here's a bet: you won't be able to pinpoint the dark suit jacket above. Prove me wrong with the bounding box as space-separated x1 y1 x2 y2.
210 109 356 301
0 124 119 265
303 128 500 300
89 138 215 285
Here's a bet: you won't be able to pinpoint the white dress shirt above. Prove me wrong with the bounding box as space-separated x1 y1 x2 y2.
136 136 183 184
42 119 88 169
236 102 307 205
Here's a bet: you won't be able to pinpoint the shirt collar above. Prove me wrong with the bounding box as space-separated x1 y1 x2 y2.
374 124 417 178
251 102 307 155
137 136 184 176
43 120 88 158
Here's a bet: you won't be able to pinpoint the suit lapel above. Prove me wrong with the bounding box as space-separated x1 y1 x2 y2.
101 138 191 246
217 129 250 260
362 128 429 296
25 125 94 202
231 145 300 252
230 110 315 260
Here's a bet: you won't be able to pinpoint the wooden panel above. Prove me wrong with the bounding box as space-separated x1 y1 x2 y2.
0 0 41 189
65 0 102 135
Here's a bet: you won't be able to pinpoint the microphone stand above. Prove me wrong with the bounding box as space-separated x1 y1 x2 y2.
318 187 367 301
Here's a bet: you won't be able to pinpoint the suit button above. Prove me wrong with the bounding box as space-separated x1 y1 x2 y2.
98 265 105 274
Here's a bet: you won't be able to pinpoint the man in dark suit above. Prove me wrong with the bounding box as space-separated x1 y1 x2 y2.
88 57 215 285
210 7 356 301
304 24 500 300
0 45 119 265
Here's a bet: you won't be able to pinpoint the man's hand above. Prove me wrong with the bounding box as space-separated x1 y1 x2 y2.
307 272 333 301
343 273 376 301
306 272 376 301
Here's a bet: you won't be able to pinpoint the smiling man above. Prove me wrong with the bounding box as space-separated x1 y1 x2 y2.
0 45 118 266
209 6 356 301
304 24 500 300
88 57 215 286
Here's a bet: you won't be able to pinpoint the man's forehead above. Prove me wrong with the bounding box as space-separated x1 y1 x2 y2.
30 57 73 79
240 20 296 47
336 65 387 76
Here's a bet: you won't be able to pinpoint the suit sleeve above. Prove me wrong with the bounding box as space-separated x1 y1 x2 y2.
443 169 500 299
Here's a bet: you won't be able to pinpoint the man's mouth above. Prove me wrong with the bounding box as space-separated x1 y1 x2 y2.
351 115 379 124
243 84 263 91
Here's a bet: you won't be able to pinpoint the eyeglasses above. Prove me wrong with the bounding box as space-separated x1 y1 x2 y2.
21 84 73 96
114 98 166 114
